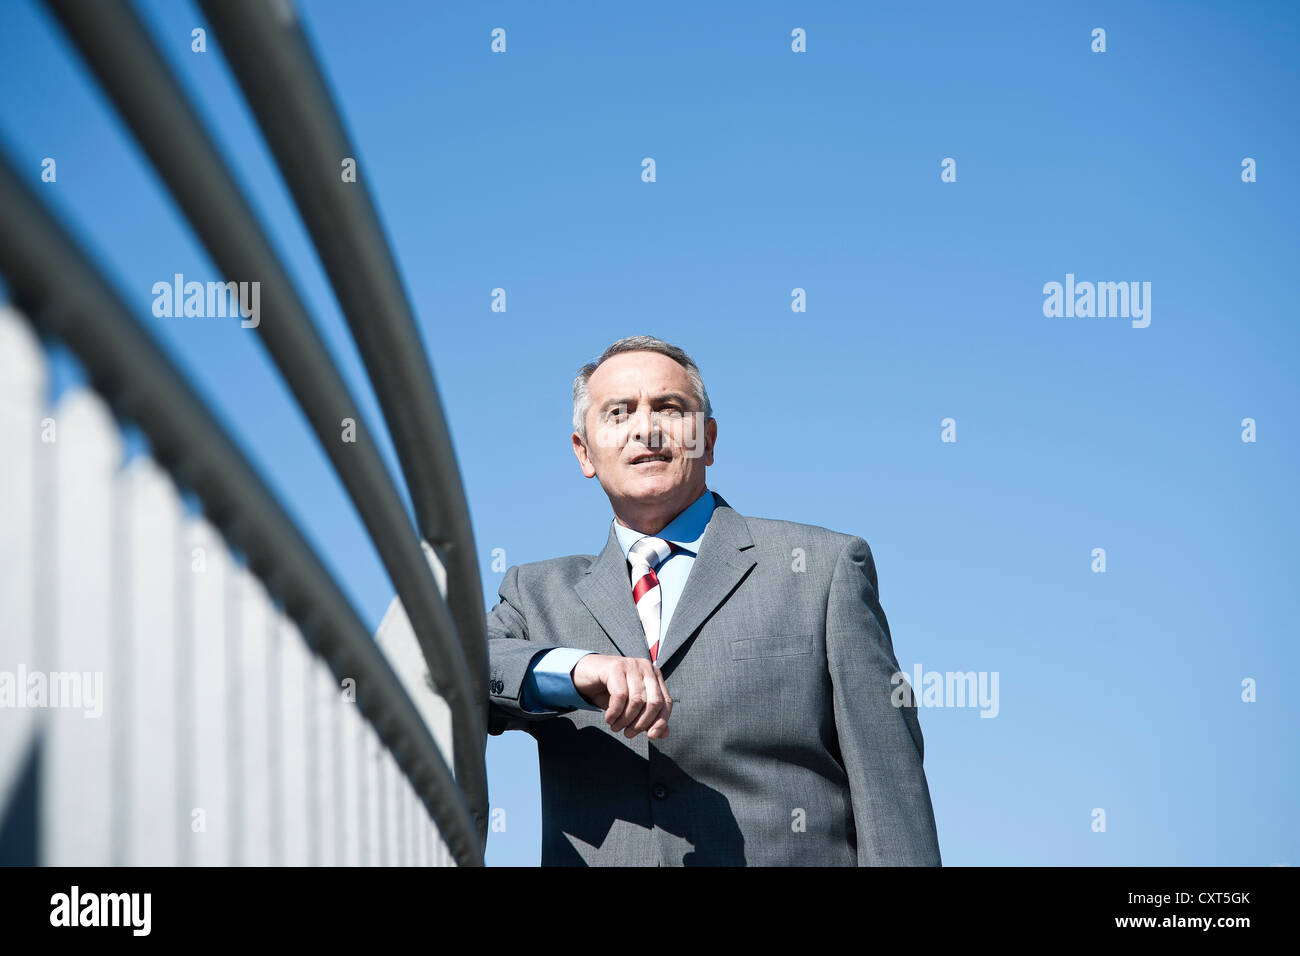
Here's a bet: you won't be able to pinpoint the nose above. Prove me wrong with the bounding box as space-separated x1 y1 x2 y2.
630 403 663 447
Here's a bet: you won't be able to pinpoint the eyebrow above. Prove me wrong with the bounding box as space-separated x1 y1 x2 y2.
601 392 693 410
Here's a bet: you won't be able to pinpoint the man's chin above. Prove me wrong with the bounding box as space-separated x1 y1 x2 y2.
622 472 679 498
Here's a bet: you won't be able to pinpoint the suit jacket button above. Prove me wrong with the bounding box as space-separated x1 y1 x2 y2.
490 679 503 694
652 784 667 800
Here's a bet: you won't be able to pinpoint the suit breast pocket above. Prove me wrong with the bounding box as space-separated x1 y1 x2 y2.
729 632 815 661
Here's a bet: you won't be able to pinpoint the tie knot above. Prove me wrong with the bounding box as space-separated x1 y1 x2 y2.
629 535 673 570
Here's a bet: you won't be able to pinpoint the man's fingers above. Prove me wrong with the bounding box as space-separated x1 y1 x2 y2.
615 664 647 733
608 663 642 733
603 667 628 730
624 669 663 738
654 664 673 724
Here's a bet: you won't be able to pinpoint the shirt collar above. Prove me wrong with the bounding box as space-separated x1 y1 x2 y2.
613 487 716 561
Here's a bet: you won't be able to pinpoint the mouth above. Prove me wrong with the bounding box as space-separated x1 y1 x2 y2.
630 453 671 466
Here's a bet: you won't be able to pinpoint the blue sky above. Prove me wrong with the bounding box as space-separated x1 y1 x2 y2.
2 0 1296 866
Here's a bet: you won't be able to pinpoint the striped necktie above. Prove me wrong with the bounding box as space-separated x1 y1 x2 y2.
628 536 675 663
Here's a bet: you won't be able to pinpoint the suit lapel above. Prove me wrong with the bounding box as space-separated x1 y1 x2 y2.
655 492 756 666
575 520 649 660
575 491 757 666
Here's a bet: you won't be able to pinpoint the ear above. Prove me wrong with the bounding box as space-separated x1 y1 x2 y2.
573 431 597 478
703 417 717 466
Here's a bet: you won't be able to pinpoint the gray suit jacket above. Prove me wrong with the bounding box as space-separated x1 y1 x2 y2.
486 490 941 866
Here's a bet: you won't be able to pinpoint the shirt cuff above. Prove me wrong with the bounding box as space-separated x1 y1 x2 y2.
520 646 601 713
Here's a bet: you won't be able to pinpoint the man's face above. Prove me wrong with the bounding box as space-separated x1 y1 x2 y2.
572 350 716 519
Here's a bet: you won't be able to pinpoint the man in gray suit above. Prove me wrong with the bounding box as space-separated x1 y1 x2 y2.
486 335 941 866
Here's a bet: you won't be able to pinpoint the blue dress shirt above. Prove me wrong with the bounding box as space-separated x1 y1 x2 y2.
517 487 716 714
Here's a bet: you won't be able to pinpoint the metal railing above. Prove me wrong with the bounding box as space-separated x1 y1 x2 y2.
0 0 488 865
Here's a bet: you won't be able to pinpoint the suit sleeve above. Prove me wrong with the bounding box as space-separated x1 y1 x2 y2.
487 564 594 734
825 535 942 865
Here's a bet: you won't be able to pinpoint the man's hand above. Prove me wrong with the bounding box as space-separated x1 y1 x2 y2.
572 654 673 740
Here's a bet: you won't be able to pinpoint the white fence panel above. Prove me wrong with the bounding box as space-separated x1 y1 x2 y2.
381 748 400 866
310 658 336 866
361 719 384 865
236 567 272 866
43 389 119 865
337 688 364 866
0 309 43 840
122 457 182 865
188 519 230 865
277 617 311 866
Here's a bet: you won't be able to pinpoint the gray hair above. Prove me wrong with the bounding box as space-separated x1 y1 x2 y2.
572 335 713 443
